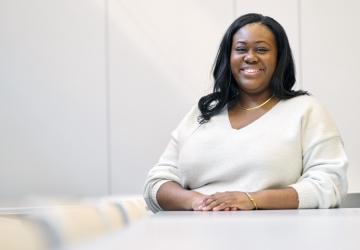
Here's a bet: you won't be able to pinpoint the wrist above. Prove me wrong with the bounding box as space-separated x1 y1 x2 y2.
245 192 258 210
248 188 299 209
189 191 205 210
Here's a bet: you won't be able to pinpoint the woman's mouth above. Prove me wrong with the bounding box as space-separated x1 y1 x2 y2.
242 68 263 73
241 68 263 76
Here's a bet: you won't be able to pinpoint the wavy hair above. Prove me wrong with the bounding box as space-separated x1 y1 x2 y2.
197 13 309 124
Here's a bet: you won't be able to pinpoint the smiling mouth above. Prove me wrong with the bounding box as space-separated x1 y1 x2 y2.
242 68 263 73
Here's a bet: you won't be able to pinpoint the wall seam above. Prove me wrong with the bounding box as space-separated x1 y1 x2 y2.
233 0 237 19
297 0 303 89
104 0 112 195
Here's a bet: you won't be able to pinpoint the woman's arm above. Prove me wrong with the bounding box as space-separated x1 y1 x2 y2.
200 187 298 211
157 181 208 211
144 105 205 213
288 98 348 208
143 129 182 213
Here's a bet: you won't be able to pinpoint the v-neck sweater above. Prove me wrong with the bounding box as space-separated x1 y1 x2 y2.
143 95 348 213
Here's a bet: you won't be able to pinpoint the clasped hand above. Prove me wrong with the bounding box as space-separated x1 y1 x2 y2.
196 191 255 211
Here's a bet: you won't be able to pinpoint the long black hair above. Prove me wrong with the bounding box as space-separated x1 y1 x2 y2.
197 13 309 124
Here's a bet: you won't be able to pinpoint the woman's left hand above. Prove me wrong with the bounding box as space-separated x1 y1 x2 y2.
199 191 255 211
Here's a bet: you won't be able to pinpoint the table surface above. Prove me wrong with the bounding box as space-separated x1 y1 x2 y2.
72 208 360 250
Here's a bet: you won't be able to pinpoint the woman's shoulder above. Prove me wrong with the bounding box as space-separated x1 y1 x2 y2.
283 94 318 105
282 94 339 131
175 104 202 136
180 104 201 124
282 95 329 114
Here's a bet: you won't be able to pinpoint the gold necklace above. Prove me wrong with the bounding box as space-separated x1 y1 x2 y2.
237 94 275 111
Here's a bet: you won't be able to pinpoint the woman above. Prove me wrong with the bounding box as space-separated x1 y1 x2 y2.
143 13 348 213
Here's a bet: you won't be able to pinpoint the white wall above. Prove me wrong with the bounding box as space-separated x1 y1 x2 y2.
0 0 108 197
300 0 360 192
108 0 233 194
0 0 358 198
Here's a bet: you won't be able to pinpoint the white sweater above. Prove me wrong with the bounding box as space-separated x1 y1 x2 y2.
143 96 348 213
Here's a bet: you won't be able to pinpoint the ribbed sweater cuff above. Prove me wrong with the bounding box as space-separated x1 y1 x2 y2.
151 180 171 211
289 181 317 209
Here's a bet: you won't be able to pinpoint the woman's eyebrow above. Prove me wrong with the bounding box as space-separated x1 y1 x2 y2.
255 40 271 46
234 40 271 46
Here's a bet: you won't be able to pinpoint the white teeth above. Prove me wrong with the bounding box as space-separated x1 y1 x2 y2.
244 69 261 73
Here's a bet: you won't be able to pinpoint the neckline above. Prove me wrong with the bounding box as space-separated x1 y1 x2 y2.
222 99 284 132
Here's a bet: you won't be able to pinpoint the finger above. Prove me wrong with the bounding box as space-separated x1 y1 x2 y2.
230 207 238 211
200 197 216 208
202 198 225 210
202 196 228 211
200 197 209 205
201 192 226 207
198 196 210 208
223 207 230 211
199 197 215 208
213 200 235 211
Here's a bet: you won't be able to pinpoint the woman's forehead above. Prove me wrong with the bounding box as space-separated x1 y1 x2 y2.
232 23 276 45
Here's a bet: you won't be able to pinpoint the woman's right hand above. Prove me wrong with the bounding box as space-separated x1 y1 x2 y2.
157 182 237 211
157 182 211 211
192 192 237 211
190 192 209 211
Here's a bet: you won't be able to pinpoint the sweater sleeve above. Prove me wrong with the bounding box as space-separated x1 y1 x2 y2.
289 99 348 209
143 129 181 213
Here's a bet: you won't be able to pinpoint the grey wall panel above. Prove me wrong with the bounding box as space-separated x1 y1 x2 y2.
0 0 108 197
109 0 233 194
301 0 360 192
341 193 360 208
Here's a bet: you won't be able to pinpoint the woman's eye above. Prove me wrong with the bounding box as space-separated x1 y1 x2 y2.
235 47 247 52
256 48 268 53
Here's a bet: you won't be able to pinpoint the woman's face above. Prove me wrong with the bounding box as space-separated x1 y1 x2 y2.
230 23 278 95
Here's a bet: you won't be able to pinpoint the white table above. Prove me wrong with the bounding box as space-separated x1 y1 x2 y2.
73 208 360 250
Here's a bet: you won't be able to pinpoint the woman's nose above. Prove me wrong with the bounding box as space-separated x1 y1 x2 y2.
244 52 258 63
